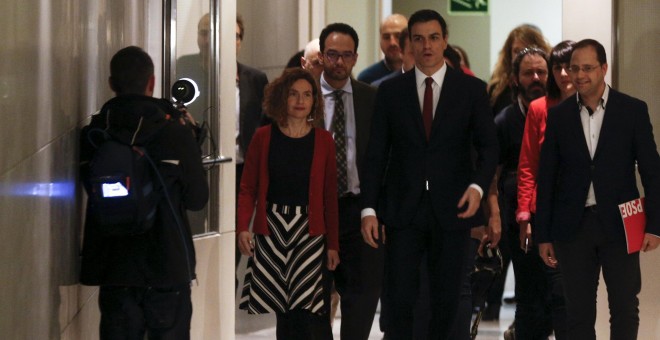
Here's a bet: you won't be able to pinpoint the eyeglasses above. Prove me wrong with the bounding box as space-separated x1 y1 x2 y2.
568 64 601 74
324 51 356 63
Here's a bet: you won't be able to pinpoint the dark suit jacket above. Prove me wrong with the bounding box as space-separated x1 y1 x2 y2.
351 79 377 172
361 67 499 230
237 62 269 156
536 88 660 243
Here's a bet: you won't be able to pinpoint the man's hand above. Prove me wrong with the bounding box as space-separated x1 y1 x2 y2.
538 242 558 268
485 212 502 248
484 207 502 248
518 221 532 252
237 231 254 257
361 215 380 248
642 233 660 252
326 250 340 270
178 108 197 126
458 187 481 218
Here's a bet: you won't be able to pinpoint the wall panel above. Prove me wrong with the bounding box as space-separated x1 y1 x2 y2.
0 0 159 338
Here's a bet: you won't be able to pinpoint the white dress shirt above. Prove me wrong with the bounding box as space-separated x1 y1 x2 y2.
320 74 360 196
578 85 610 207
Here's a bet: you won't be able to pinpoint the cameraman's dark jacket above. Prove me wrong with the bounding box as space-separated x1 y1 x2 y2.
79 95 208 287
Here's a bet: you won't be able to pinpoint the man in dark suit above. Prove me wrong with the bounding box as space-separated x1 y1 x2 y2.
360 9 499 339
317 23 381 340
536 39 660 340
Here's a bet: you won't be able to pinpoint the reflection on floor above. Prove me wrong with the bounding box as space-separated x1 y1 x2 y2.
236 304 522 340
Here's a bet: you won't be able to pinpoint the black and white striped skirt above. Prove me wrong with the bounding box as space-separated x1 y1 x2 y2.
239 203 327 315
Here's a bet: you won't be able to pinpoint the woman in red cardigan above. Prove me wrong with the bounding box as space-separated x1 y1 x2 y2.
515 41 576 340
237 67 339 339
517 40 577 241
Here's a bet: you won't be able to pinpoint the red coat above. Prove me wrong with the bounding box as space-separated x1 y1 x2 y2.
516 96 559 222
237 125 339 251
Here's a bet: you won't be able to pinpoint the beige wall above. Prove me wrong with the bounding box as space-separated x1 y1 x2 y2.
609 0 660 338
325 0 380 79
0 0 161 338
237 0 299 81
392 0 491 81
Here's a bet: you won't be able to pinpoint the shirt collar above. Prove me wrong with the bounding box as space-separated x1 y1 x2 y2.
414 62 447 89
320 74 353 96
576 84 609 111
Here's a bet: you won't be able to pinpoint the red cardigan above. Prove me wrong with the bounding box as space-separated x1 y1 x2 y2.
516 96 559 222
237 125 339 251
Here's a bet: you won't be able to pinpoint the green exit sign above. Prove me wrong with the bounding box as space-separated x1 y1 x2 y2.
449 0 489 15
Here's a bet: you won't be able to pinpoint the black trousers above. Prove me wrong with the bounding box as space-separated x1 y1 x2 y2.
383 194 471 339
508 220 554 339
333 195 385 340
276 310 333 340
554 209 641 340
381 235 478 340
99 284 192 340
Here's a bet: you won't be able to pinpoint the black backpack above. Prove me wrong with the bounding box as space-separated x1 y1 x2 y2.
85 128 162 236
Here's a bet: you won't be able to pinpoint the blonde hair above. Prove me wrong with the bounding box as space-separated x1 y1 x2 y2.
488 25 551 106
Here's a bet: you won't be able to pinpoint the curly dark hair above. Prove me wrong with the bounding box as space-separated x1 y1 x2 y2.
263 68 324 127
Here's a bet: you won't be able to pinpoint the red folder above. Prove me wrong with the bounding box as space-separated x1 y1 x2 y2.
618 197 646 254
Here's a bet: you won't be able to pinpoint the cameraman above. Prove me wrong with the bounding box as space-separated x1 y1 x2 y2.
79 46 208 339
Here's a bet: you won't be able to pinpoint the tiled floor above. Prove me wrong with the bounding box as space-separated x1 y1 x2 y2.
236 303 519 340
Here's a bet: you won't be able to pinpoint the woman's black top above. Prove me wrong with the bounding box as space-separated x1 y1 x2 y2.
267 124 315 205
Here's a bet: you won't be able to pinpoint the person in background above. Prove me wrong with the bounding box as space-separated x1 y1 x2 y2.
515 41 576 340
357 13 408 84
286 50 304 68
452 44 474 76
488 24 550 116
482 23 551 321
237 68 339 340
371 27 414 87
301 39 323 81
490 46 554 340
79 46 208 339
536 38 660 340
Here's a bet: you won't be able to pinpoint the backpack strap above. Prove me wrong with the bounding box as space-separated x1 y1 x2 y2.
86 128 111 149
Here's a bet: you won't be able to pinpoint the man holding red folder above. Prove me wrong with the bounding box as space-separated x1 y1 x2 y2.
536 39 660 339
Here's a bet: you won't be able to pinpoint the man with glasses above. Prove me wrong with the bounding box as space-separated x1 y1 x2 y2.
490 47 553 340
536 38 660 339
318 23 381 340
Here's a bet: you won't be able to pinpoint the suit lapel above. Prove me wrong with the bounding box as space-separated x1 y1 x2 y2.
351 79 368 158
567 99 593 160
432 68 456 137
237 63 248 119
593 89 617 160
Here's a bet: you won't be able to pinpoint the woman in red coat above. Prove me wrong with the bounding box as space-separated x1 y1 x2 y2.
515 40 577 340
237 67 339 339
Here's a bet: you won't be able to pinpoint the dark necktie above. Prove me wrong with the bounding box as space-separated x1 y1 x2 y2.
332 90 348 194
423 77 434 140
